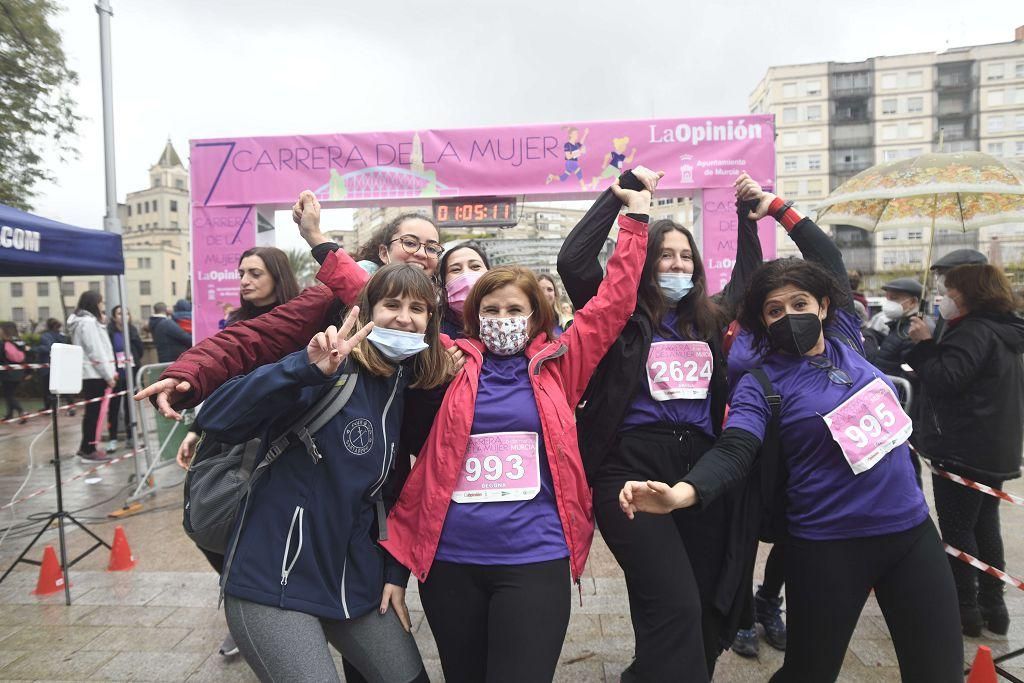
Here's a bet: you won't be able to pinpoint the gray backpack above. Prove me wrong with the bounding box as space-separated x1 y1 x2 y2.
183 372 358 554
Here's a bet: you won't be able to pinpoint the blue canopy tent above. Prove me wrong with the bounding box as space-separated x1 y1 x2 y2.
0 203 123 277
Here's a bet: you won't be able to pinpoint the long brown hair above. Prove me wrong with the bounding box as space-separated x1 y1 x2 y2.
348 263 450 389
637 220 725 341
230 247 301 323
461 267 557 341
945 264 1017 315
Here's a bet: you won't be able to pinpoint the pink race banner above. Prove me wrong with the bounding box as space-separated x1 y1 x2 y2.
701 187 778 295
189 115 775 207
191 206 256 342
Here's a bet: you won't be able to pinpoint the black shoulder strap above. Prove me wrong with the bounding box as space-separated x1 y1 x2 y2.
824 329 864 358
263 371 359 465
749 368 781 419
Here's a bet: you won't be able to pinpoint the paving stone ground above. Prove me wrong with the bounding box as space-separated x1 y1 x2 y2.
1 404 1022 681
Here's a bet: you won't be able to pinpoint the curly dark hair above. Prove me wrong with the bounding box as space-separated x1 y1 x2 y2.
738 258 851 356
636 220 725 341
353 212 439 266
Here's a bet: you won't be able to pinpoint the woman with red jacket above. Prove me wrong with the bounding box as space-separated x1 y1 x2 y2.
368 173 652 682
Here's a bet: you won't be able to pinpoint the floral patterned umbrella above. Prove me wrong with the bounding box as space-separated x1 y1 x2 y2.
816 152 1024 233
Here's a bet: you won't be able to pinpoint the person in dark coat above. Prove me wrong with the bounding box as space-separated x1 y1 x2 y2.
149 301 191 363
105 305 144 450
907 264 1024 637
930 249 987 340
37 318 69 412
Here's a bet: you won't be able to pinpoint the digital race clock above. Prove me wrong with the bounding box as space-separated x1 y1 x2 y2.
432 197 517 228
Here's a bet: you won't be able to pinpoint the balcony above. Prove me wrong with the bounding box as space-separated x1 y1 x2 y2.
832 85 872 99
831 160 873 175
831 136 874 148
936 75 974 90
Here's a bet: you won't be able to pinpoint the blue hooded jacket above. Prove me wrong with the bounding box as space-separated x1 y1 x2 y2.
198 349 410 621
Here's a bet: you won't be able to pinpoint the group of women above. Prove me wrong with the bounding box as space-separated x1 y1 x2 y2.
134 163 1019 682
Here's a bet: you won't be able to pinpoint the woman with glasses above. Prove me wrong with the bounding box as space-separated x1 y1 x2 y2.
618 205 963 681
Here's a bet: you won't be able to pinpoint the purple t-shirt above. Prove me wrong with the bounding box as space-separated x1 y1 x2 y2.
724 309 928 541
434 352 568 565
620 312 715 437
726 328 759 389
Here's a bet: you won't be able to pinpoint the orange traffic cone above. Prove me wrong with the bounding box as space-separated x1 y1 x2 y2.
32 545 68 595
967 645 997 683
107 525 136 571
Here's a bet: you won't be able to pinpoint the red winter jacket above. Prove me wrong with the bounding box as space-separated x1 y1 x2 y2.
156 251 371 408
373 215 648 584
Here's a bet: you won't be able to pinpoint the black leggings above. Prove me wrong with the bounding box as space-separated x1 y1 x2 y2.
770 520 962 682
2 380 23 418
738 541 785 628
593 427 727 683
932 473 1005 607
78 379 107 453
418 558 570 683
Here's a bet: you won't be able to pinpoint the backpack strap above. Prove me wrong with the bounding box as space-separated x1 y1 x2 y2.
824 329 864 358
749 368 781 420
264 371 359 465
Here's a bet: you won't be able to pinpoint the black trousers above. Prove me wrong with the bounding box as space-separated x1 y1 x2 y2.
738 541 785 628
593 427 727 683
932 473 1005 608
2 380 23 418
770 520 962 683
78 379 107 453
418 558 571 683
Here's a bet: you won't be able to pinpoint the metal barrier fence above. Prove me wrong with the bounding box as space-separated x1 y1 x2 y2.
125 363 193 505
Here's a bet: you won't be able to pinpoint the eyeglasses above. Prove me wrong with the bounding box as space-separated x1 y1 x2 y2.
389 235 444 259
806 355 853 387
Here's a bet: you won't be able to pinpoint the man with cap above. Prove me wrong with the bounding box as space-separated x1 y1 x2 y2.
931 249 988 340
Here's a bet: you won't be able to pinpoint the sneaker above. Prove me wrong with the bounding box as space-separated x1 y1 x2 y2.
755 587 787 651
76 450 113 463
106 439 119 452
961 604 984 637
67 408 77 416
219 632 239 657
731 628 759 658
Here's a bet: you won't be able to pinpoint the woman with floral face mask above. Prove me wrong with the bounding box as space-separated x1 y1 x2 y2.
438 242 491 339
375 177 651 682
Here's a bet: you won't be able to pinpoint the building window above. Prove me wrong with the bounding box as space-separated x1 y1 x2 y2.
140 281 152 296
989 116 1005 133
806 104 821 121
882 98 897 115
782 82 797 98
171 221 178 228
883 125 898 141
907 148 923 157
784 157 798 172
907 230 923 240
38 306 49 320
907 96 923 113
881 73 897 90
907 122 923 139
11 282 23 297
783 107 797 123
127 205 132 217
989 90 1005 106
36 282 48 297
882 231 898 242
907 71 923 88
988 63 1005 81
170 200 178 212
782 132 798 147
136 203 141 214
175 179 185 189
807 179 823 196
1016 141 1024 156
807 130 823 145
1017 63 1024 79
61 281 75 297
782 180 799 197
141 305 152 319
808 154 821 170
172 282 177 296
88 281 100 293
988 142 1005 156
171 259 176 270
152 199 158 212
12 307 24 323
882 253 897 266
883 149 900 162
805 80 821 96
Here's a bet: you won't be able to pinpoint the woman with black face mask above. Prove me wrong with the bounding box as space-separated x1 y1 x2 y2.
617 249 963 681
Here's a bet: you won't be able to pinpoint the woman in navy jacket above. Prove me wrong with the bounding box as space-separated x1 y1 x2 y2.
197 264 450 683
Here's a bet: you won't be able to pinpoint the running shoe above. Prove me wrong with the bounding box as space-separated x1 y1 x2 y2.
76 450 113 462
731 628 759 658
106 439 119 452
755 587 787 651
219 632 239 657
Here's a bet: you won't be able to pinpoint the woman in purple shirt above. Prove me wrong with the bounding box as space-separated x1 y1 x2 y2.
618 248 963 681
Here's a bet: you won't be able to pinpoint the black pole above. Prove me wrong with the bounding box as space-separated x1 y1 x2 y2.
50 395 71 605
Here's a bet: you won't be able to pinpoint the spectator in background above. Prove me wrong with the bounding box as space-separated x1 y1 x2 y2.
847 269 869 322
559 300 574 330
149 301 191 363
930 249 988 341
67 291 117 461
172 299 192 336
1 322 28 424
37 318 69 413
537 274 565 337
106 305 144 451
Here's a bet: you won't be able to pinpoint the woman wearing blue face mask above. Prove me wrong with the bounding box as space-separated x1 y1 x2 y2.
557 167 736 681
194 264 450 683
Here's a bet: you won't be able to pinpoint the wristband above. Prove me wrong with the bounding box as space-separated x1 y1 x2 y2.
768 197 800 232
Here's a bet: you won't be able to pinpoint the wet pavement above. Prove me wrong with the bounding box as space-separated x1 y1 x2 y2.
1 401 1023 681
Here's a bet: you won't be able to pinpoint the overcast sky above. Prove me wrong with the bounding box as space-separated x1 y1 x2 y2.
31 0 1021 249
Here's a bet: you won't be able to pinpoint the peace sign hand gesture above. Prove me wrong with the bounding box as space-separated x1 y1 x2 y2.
307 307 375 376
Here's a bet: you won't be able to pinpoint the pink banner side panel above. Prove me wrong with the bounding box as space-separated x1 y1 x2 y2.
702 187 778 296
191 206 256 342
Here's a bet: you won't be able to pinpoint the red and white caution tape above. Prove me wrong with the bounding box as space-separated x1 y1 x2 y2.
945 544 1024 592
0 390 129 425
0 446 145 511
923 459 1024 508
1 358 123 371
